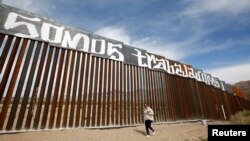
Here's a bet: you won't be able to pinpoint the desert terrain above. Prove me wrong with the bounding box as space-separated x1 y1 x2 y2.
0 120 229 141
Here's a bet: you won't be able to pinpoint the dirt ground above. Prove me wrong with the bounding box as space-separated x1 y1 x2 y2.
0 120 228 141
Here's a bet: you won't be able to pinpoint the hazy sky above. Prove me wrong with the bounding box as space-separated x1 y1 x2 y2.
2 0 250 84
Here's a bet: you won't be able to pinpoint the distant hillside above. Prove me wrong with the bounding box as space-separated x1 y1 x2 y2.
233 80 250 101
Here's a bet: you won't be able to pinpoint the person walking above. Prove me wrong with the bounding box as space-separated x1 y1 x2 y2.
143 104 155 137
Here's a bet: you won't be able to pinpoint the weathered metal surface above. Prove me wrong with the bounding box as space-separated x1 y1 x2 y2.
0 4 234 93
0 22 250 133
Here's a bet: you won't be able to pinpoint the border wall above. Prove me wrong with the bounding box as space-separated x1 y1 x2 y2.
0 4 250 132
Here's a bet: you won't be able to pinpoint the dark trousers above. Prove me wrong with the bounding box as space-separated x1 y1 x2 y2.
145 120 154 135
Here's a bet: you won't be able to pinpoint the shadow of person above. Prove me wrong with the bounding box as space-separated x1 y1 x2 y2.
133 129 145 136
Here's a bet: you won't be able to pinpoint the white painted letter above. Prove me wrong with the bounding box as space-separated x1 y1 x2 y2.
41 23 64 43
132 49 147 67
174 63 183 76
145 53 156 69
165 59 175 74
91 39 105 54
4 12 41 38
62 31 90 51
187 67 195 78
107 42 124 61
154 58 167 70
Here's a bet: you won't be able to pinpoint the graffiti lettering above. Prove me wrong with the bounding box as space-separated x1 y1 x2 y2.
3 12 124 61
0 7 229 92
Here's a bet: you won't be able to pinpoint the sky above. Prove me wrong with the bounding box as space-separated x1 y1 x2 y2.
2 0 250 84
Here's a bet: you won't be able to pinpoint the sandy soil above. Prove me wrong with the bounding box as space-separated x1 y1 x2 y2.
0 120 228 141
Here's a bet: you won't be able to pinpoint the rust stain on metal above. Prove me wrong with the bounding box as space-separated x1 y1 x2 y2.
0 34 249 132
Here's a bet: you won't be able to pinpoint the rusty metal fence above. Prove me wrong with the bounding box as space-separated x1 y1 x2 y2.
0 33 250 132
